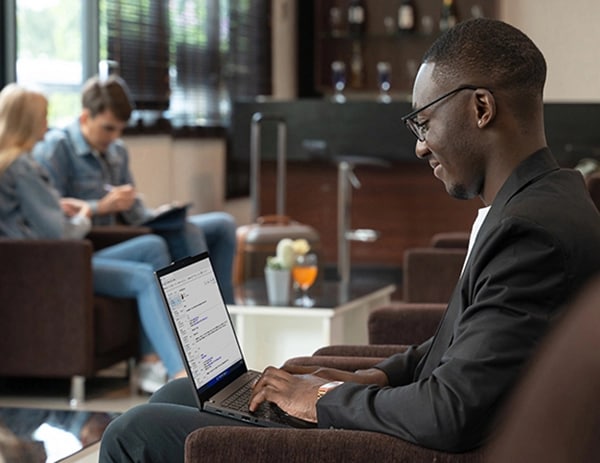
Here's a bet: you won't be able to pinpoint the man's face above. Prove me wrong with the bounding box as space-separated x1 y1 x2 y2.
410 63 485 200
80 109 128 153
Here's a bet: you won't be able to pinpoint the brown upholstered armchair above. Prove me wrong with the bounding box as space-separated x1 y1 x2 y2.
0 226 150 404
487 274 600 462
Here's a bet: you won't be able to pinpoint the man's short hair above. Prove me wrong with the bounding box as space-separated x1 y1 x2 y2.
81 75 135 121
423 18 547 99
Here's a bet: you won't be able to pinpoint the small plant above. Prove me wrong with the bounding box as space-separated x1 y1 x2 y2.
265 238 311 270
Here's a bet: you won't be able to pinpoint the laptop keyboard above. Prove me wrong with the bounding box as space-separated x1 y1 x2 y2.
218 376 317 428
221 379 287 421
222 379 254 412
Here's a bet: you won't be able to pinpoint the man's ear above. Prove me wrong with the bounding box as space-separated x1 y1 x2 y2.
474 88 496 128
79 109 91 125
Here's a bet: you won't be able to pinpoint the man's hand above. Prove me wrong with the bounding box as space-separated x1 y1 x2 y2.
60 198 91 218
249 365 389 423
97 184 137 215
249 367 325 423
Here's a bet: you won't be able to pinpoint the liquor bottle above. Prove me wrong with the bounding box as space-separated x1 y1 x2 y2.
331 61 347 103
439 0 458 32
329 6 345 37
398 0 416 33
350 42 365 89
347 0 366 38
377 62 392 103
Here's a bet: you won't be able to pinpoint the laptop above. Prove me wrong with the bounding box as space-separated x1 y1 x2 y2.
155 252 316 428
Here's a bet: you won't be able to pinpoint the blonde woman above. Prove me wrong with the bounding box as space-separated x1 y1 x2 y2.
0 83 92 237
0 84 186 392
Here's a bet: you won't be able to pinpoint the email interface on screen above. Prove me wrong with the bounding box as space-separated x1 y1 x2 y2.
158 257 242 391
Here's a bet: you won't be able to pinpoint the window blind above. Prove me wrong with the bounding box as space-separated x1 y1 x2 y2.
101 0 271 126
103 0 170 110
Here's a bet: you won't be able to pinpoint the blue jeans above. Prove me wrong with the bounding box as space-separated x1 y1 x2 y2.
92 235 184 377
185 212 237 304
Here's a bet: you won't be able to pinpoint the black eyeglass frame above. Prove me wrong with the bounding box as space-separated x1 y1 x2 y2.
401 85 487 142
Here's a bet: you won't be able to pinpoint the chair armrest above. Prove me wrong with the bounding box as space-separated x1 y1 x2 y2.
403 248 465 303
283 355 392 372
368 303 446 345
312 344 408 358
85 225 152 251
283 346 408 372
185 427 486 463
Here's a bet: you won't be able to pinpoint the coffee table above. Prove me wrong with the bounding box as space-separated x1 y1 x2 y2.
0 406 118 462
230 279 396 370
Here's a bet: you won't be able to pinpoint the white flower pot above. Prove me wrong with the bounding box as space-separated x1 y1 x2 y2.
264 267 291 306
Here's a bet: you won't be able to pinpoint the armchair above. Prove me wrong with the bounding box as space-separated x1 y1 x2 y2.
0 227 150 404
487 274 600 462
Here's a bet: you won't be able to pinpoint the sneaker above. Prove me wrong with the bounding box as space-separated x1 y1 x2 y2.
138 361 168 394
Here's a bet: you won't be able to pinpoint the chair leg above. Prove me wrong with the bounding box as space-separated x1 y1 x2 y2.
128 356 138 396
69 375 85 407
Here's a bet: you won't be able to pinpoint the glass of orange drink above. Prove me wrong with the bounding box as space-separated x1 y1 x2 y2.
292 253 318 307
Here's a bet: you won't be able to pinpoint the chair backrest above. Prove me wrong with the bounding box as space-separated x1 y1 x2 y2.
368 303 446 345
486 275 600 462
403 247 466 303
430 231 470 249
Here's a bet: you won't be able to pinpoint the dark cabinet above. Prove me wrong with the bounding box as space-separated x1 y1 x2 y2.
312 0 498 98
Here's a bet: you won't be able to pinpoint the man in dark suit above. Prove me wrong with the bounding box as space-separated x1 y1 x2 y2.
100 18 600 461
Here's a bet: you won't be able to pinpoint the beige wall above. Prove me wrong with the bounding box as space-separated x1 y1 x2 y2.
124 136 224 211
124 135 254 225
499 0 600 102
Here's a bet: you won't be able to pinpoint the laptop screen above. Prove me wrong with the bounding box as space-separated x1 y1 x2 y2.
156 253 245 396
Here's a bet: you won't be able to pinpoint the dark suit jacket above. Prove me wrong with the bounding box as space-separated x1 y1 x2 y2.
317 148 600 452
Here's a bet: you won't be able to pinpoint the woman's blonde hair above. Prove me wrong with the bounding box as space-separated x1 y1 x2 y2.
0 83 48 173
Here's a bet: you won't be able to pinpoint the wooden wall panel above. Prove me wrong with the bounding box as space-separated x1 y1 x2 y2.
259 160 481 269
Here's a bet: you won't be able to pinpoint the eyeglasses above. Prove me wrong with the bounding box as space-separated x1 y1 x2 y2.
401 85 481 142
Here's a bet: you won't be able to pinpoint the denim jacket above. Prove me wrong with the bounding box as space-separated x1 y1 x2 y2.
0 153 90 239
33 120 152 226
